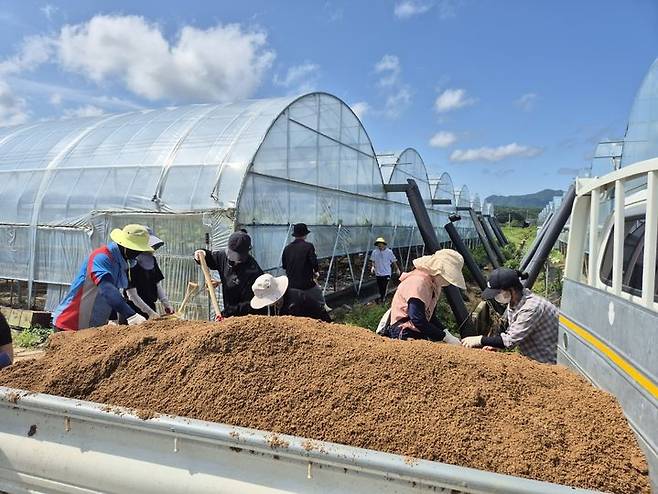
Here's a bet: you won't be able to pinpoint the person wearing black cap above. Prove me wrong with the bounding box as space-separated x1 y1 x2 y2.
282 223 324 305
461 268 559 364
194 231 264 318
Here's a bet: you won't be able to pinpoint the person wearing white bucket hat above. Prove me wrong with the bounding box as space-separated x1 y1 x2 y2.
251 274 331 322
52 224 154 331
379 249 464 345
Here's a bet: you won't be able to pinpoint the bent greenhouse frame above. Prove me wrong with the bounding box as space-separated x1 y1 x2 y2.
0 92 479 318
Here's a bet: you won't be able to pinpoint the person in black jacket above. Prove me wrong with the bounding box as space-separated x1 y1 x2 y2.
282 223 324 305
250 274 331 322
194 231 264 318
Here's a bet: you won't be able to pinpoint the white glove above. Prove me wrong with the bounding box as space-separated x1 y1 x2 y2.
442 331 461 346
145 308 159 319
194 250 206 262
127 313 147 326
461 335 483 348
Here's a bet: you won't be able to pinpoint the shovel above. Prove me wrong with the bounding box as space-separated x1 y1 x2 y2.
198 253 224 322
159 281 199 320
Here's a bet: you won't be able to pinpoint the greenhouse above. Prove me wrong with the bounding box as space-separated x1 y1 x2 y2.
0 91 480 317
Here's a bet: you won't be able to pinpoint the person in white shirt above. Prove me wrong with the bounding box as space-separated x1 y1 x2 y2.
370 237 400 304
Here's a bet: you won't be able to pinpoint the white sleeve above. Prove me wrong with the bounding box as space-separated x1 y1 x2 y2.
389 250 398 263
156 282 170 305
125 288 158 318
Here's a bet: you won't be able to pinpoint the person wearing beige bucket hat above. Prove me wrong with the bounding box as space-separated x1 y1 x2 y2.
251 273 331 322
52 225 155 331
378 249 464 345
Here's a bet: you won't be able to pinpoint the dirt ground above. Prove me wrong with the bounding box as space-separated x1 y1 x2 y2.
0 316 650 493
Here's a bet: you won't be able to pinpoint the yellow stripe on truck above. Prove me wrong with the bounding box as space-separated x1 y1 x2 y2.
559 314 658 400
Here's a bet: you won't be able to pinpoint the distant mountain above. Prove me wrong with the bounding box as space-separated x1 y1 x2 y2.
485 189 563 209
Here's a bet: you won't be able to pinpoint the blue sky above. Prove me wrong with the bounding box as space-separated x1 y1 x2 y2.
0 0 656 199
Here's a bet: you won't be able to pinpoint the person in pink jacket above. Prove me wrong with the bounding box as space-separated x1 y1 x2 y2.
381 249 464 345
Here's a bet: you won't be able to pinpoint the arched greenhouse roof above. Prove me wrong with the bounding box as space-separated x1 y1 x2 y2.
0 92 382 227
456 185 471 209
483 201 494 216
471 193 482 213
432 172 455 209
622 58 658 166
378 148 432 204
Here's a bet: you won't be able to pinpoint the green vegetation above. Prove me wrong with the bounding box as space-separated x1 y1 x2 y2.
335 302 388 331
494 206 541 226
13 325 54 348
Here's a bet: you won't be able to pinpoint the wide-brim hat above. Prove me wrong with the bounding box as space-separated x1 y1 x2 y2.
292 223 311 237
146 227 164 250
412 249 466 289
110 224 154 252
251 274 289 309
374 237 387 246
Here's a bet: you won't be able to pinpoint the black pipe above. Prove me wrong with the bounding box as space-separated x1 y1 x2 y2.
465 208 500 269
444 220 487 290
404 179 474 337
523 185 576 289
479 213 506 264
487 215 507 246
493 217 509 244
520 212 553 271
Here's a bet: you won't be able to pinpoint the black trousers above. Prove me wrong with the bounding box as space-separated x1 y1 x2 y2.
376 275 390 300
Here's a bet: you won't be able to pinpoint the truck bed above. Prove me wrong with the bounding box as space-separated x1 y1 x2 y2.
0 386 601 494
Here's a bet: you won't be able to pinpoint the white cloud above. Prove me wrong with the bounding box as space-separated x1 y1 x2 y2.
429 130 457 148
374 54 400 87
0 35 54 75
394 1 433 19
49 92 62 105
273 62 319 93
41 4 57 21
449 143 543 162
0 80 28 126
351 101 369 119
434 88 476 113
384 87 412 118
62 104 105 119
54 15 275 103
515 92 537 111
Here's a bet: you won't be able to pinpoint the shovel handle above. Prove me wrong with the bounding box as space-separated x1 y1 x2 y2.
199 254 223 320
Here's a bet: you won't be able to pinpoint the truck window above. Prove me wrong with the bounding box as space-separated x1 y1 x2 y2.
599 216 652 298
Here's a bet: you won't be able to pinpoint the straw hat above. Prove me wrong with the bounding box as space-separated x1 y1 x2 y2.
374 237 387 246
250 274 289 309
412 249 466 289
110 224 154 252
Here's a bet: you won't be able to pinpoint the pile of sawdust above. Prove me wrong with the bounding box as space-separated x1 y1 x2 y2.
0 316 650 493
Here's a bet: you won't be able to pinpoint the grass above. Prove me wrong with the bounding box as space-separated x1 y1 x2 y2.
334 302 389 332
12 325 54 348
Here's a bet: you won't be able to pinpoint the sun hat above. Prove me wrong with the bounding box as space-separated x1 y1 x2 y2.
374 237 387 246
482 268 522 300
226 231 252 262
292 223 311 237
146 227 164 250
250 274 289 309
110 224 154 252
412 249 466 289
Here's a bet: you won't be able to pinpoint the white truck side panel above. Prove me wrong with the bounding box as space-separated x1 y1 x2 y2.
0 388 601 494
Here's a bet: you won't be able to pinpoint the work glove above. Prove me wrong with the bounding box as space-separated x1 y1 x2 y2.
164 304 174 315
193 249 206 262
215 314 224 322
442 331 461 346
461 335 483 348
127 313 147 326
145 308 159 319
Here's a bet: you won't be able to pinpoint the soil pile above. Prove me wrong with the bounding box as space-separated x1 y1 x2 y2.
0 316 650 493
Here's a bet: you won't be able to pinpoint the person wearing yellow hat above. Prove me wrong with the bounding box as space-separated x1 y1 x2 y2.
52 224 154 331
370 237 400 304
380 249 463 345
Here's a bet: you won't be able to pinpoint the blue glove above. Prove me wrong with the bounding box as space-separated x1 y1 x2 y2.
0 351 11 369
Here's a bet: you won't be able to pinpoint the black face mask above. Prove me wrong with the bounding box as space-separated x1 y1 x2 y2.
121 247 141 260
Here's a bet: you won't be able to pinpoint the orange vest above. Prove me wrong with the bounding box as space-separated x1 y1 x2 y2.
390 269 442 332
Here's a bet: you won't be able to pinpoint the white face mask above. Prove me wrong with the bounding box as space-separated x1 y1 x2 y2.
495 291 512 305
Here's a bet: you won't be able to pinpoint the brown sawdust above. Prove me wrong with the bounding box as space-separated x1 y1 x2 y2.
0 315 650 493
